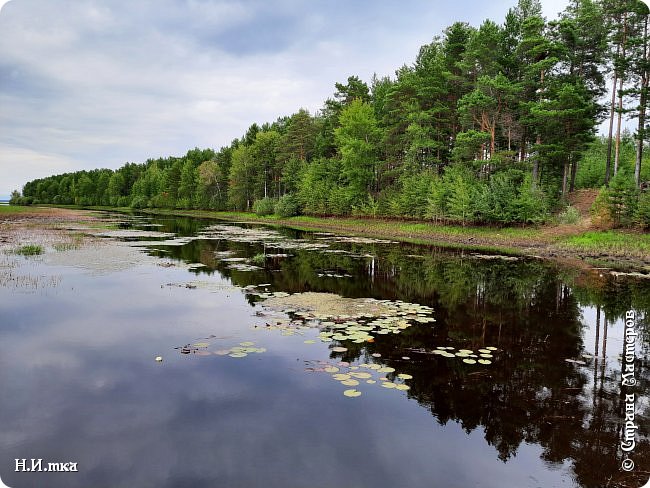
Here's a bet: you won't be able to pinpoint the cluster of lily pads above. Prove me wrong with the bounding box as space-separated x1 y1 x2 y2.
306 359 413 398
431 346 498 365
176 341 266 358
291 298 433 343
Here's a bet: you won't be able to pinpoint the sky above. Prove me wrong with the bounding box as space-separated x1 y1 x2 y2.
1 0 571 199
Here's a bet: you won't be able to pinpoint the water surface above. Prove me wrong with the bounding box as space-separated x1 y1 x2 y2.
1 214 648 488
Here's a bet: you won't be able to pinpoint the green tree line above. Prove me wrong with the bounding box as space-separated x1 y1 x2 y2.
11 0 650 227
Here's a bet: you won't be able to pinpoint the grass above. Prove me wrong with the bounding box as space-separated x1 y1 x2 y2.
13 244 43 256
53 233 85 251
0 205 39 214
559 231 650 258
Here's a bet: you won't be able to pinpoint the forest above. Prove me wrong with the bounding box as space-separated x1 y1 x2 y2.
11 0 650 229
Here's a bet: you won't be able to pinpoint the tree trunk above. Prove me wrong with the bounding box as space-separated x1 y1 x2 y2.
532 134 541 190
605 49 619 186
569 156 578 193
562 159 569 196
490 126 496 158
636 14 648 188
532 69 545 190
614 12 628 177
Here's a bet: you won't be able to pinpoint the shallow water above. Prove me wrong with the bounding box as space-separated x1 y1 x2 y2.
0 213 648 488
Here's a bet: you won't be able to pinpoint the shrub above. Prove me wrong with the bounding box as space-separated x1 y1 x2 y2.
590 188 614 229
557 205 581 225
444 166 478 225
352 195 380 218
635 190 650 229
513 176 548 224
175 197 192 209
328 187 354 216
130 195 148 209
388 172 438 218
606 172 638 226
474 173 517 223
274 194 300 217
253 197 276 216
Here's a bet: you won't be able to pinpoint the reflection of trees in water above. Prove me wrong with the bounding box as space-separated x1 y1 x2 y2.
149 222 650 487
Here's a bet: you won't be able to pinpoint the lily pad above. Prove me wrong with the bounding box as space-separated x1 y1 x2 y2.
397 373 413 380
395 384 410 391
343 389 362 397
378 366 395 373
332 373 351 381
350 372 372 379
341 379 360 386
229 352 248 358
478 359 492 365
462 359 477 364
381 382 397 389
324 366 339 373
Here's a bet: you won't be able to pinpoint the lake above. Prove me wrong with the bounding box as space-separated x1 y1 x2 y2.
0 213 648 488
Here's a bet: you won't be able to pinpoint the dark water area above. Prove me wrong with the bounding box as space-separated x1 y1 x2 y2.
1 213 649 488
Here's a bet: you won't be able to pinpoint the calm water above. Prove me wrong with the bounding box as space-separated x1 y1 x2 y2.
1 214 648 488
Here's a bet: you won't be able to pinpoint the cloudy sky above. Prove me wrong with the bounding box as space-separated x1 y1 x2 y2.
0 0 570 199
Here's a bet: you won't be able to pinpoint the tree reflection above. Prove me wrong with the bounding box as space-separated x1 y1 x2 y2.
150 219 650 488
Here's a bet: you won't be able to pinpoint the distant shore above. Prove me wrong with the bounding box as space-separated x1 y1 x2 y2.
2 204 649 274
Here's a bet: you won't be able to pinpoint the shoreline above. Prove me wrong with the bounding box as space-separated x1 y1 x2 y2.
3 205 650 274
133 208 650 273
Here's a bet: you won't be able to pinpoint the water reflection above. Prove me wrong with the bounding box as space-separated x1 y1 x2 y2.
0 213 648 488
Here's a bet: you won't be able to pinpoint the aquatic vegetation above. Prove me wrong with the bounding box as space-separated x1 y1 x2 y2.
176 340 267 358
13 244 43 256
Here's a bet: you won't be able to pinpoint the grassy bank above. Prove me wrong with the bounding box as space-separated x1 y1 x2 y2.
140 208 650 268
5 205 649 270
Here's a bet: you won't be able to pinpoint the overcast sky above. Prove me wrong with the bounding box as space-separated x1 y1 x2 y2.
0 0 571 199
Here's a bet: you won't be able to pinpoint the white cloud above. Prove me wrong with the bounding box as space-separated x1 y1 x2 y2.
0 144 79 193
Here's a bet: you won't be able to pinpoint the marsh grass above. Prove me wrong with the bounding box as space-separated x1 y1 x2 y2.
53 233 85 251
13 244 43 256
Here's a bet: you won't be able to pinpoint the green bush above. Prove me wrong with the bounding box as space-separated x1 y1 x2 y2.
513 176 548 224
474 173 517 223
253 197 276 216
425 178 449 222
352 195 381 217
444 166 478 225
606 172 638 226
274 194 300 217
635 191 650 229
557 205 581 225
328 187 354 216
130 195 149 209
